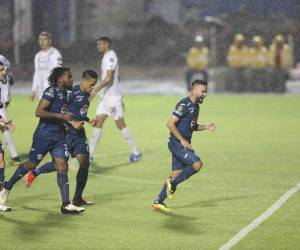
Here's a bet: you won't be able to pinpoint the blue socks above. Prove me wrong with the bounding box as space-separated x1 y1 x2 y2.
57 173 70 206
74 167 89 199
0 168 4 185
155 183 167 203
171 166 197 188
5 164 29 190
33 162 56 176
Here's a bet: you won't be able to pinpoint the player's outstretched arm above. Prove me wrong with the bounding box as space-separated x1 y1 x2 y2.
167 115 193 150
196 123 216 132
35 99 73 121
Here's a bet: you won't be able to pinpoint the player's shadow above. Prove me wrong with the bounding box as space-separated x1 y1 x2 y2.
157 212 202 235
92 189 141 205
0 207 77 242
173 195 251 209
89 161 132 174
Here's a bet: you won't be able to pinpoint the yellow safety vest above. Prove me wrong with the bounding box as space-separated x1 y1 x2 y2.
227 45 249 68
186 47 209 71
248 47 268 69
268 44 293 69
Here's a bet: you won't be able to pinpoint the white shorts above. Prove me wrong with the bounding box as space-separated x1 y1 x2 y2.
96 98 124 120
0 108 7 119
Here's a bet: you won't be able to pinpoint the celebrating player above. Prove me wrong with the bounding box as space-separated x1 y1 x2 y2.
25 70 98 206
152 79 216 212
0 55 20 164
89 36 141 162
0 67 84 214
32 31 63 100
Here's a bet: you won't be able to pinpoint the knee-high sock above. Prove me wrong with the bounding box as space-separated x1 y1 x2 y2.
0 168 4 185
57 173 69 205
171 166 197 188
33 162 56 176
3 130 18 158
74 167 89 199
5 164 29 190
121 127 139 155
89 128 102 158
155 183 167 203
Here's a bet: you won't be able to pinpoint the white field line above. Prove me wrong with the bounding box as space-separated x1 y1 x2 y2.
219 181 300 250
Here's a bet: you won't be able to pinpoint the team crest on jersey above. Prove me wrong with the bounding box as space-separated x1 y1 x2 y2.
61 104 68 113
80 105 88 116
177 105 184 112
45 87 54 98
37 154 43 160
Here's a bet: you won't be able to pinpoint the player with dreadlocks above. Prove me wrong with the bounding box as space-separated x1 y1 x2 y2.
0 67 85 214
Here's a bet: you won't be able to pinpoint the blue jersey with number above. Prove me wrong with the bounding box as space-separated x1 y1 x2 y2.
169 97 199 143
36 86 69 139
66 85 90 137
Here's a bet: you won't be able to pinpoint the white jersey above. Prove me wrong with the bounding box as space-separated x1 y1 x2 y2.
32 47 62 98
0 55 12 104
100 50 122 102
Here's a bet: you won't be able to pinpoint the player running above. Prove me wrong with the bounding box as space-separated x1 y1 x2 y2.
152 79 216 212
0 55 20 164
32 31 63 100
89 36 141 162
25 70 98 206
0 62 16 211
0 67 84 214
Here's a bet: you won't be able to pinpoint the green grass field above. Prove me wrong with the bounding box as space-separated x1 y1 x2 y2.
1 94 300 250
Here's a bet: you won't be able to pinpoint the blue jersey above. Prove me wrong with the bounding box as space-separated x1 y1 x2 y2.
36 86 69 139
170 97 199 143
66 85 90 137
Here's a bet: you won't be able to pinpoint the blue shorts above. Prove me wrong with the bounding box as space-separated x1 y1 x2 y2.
28 130 69 164
66 133 89 158
168 139 201 171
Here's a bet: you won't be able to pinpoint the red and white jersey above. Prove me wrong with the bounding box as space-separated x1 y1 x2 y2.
100 50 122 101
32 47 63 98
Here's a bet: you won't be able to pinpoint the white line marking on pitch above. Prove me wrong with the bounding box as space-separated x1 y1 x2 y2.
219 181 300 250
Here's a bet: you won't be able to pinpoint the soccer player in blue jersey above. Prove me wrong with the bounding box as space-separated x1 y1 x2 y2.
152 79 216 212
25 70 98 206
0 67 85 214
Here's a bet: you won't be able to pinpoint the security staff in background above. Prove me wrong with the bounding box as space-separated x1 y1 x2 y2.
268 34 293 92
185 35 209 91
248 36 268 91
226 33 249 92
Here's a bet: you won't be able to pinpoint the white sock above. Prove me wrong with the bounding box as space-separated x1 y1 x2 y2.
3 130 18 158
121 127 139 155
89 128 102 158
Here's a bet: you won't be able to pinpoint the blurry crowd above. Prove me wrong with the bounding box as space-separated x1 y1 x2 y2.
185 33 293 92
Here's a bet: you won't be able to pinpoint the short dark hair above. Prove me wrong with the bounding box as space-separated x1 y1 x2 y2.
0 61 3 66
82 70 98 80
48 67 70 87
192 79 207 87
39 31 52 39
97 36 112 46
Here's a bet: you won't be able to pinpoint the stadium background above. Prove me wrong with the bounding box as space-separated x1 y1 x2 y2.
1 0 300 93
1 1 300 250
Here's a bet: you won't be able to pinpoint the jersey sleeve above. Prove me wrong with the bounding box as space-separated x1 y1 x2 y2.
50 50 63 69
172 102 188 119
32 54 39 91
42 87 55 102
104 53 118 71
